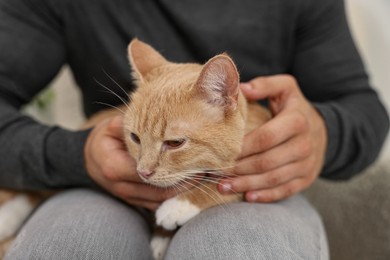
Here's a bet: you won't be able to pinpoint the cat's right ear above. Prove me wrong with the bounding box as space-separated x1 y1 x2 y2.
128 39 168 82
196 54 240 112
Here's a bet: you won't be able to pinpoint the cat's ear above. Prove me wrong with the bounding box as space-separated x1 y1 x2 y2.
196 54 240 111
128 39 168 82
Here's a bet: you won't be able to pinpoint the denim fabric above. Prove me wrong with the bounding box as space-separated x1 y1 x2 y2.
5 189 153 260
6 189 328 260
166 196 329 260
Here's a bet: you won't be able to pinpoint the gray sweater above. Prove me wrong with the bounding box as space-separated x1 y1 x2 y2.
0 0 388 189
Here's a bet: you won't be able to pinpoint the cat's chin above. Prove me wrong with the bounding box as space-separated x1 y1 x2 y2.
145 172 207 189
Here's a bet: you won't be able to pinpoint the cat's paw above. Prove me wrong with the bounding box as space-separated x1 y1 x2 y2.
150 235 171 260
0 195 33 241
156 197 200 230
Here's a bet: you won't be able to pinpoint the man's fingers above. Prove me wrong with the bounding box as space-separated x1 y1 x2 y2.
219 160 306 194
124 198 160 211
235 135 312 175
100 150 139 182
245 178 309 203
240 110 308 159
112 182 179 203
227 74 327 203
107 116 125 138
241 75 299 101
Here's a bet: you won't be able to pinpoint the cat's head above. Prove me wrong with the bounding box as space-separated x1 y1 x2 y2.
123 39 246 187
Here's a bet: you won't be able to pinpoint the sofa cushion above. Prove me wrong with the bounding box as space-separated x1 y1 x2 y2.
304 160 390 260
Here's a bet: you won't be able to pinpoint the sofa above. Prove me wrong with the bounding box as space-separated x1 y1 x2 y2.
304 159 390 260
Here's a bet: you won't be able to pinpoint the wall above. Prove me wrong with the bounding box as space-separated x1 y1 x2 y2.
345 0 390 160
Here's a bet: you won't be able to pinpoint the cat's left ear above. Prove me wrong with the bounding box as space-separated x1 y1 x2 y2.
196 54 240 112
128 39 168 82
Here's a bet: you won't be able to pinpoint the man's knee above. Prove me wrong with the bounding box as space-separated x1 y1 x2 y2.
5 189 153 260
166 197 328 260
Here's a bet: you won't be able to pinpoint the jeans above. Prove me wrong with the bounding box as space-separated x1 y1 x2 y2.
5 189 328 259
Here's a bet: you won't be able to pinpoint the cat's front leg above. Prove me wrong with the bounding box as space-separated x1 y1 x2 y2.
155 195 201 230
155 183 242 230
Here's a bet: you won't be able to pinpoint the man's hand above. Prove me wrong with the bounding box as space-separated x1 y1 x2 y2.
219 75 327 202
84 116 178 211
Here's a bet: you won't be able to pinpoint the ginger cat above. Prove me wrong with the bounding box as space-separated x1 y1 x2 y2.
0 39 270 259
124 39 269 259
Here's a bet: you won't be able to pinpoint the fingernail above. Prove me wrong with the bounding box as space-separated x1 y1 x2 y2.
219 182 233 194
246 192 259 202
240 83 253 91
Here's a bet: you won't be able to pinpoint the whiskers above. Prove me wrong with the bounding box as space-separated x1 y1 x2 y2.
93 101 126 115
150 168 241 214
182 167 238 178
101 68 130 99
92 69 132 113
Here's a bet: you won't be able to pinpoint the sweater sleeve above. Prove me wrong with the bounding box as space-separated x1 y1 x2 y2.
292 0 389 179
0 0 94 189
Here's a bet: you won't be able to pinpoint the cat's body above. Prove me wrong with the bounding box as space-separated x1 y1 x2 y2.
0 39 269 259
124 39 270 259
0 190 51 256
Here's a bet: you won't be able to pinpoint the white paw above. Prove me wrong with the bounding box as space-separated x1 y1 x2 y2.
150 235 171 260
0 195 34 241
156 197 200 230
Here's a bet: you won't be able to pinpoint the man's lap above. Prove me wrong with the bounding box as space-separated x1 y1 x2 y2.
5 189 328 260
5 189 153 260
167 195 328 259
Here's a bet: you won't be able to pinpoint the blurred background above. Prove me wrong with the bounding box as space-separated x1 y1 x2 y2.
25 0 390 160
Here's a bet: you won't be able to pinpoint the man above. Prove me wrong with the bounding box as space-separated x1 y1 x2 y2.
0 0 388 259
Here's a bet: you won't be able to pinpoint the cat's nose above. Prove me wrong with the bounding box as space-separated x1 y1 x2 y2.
137 170 155 179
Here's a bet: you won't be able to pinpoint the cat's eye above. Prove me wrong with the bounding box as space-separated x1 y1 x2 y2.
130 133 141 144
164 139 186 149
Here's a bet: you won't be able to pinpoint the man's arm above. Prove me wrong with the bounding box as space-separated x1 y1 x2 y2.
0 0 92 189
218 0 389 202
293 0 389 179
0 0 184 210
